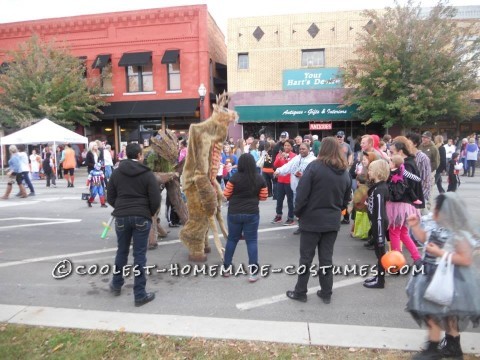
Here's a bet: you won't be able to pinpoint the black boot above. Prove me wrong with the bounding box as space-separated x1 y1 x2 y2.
412 341 441 360
439 334 463 359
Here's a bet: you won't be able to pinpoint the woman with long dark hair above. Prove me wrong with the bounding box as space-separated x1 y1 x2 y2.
222 153 268 282
286 137 351 304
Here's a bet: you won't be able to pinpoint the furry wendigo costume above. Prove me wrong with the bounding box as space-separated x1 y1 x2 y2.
180 93 238 262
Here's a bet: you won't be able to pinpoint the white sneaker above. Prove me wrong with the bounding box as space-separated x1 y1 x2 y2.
248 274 258 283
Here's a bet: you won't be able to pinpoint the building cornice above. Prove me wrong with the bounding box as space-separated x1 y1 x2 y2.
0 6 202 39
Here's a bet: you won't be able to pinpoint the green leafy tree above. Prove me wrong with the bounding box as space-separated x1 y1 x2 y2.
0 35 108 129
343 0 480 133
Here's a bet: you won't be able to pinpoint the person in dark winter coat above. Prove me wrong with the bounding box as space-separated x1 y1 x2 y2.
286 137 351 305
107 143 160 307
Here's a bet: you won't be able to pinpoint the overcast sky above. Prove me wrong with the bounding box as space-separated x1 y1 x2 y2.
0 0 478 35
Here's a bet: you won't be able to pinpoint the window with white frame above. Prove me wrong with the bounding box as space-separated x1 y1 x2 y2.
100 63 113 93
167 61 181 91
238 53 249 69
301 49 325 67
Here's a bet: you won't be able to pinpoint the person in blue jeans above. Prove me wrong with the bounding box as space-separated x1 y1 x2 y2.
107 143 160 307
222 153 268 282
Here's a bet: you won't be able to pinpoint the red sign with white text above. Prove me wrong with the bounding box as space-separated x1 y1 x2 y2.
309 122 332 130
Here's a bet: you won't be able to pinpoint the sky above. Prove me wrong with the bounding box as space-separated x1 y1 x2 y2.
1 0 478 36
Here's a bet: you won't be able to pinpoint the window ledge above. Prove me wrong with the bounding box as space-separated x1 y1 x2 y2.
123 91 157 96
100 93 114 97
165 90 182 94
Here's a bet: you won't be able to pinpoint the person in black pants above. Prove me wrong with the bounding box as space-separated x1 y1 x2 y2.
434 135 446 194
286 137 351 305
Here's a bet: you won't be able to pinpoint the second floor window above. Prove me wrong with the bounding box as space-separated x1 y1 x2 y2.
238 53 249 69
167 61 181 91
100 63 113 94
126 65 153 93
301 49 325 67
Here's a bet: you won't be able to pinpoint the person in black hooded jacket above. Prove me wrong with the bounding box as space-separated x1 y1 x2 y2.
107 143 160 307
286 137 351 305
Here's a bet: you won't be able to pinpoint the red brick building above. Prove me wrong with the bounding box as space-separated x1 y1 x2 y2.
0 5 227 151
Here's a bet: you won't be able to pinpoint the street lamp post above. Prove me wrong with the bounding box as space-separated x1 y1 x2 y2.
198 83 206 121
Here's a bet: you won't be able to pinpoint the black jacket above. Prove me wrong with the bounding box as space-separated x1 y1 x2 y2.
367 181 389 246
295 160 351 232
436 145 447 174
107 159 160 220
86 150 104 173
403 156 424 208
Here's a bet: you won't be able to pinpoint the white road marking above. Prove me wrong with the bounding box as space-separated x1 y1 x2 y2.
0 239 182 269
0 226 296 269
0 196 82 207
0 217 81 230
236 277 365 311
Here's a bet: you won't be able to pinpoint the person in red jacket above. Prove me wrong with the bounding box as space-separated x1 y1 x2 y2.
271 139 296 225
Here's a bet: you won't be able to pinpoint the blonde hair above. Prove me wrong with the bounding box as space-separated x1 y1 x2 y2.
391 154 404 168
368 159 390 182
469 137 475 144
434 135 444 145
9 145 18 153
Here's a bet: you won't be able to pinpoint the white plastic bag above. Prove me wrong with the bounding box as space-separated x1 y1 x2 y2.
424 252 454 306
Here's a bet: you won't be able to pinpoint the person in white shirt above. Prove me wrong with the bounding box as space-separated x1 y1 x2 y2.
274 143 316 234
103 144 114 182
443 138 456 173
17 145 35 196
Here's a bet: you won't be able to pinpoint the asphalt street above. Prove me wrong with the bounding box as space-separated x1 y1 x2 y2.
1 168 479 333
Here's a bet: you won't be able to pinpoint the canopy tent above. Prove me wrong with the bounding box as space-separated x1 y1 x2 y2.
1 118 88 177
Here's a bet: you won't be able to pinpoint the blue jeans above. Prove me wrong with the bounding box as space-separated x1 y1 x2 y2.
276 182 294 220
224 213 259 271
112 216 151 300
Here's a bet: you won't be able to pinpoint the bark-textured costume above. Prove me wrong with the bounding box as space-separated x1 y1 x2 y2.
146 130 188 247
180 93 237 262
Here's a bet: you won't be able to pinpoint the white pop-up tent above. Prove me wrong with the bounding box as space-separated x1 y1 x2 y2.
0 118 88 176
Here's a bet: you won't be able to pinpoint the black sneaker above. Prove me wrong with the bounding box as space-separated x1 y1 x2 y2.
271 215 282 224
135 292 155 307
87 201 92 208
341 219 350 225
316 290 331 304
286 290 307 302
293 228 301 235
283 219 295 226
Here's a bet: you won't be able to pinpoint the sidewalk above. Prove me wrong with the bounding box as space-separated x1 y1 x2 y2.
1 304 479 354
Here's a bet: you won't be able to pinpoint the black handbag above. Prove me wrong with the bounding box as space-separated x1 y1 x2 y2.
81 193 90 200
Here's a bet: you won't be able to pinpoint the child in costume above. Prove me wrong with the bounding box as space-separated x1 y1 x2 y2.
389 154 422 205
42 152 56 188
447 152 461 192
86 162 107 208
406 193 480 359
352 174 370 239
363 160 391 289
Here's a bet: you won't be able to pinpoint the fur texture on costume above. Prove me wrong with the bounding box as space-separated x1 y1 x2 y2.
180 93 236 261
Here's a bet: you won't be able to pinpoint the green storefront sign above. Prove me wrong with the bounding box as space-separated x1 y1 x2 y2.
283 68 342 90
236 104 357 123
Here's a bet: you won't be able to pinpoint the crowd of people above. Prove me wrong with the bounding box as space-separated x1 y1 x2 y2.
2 129 479 358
